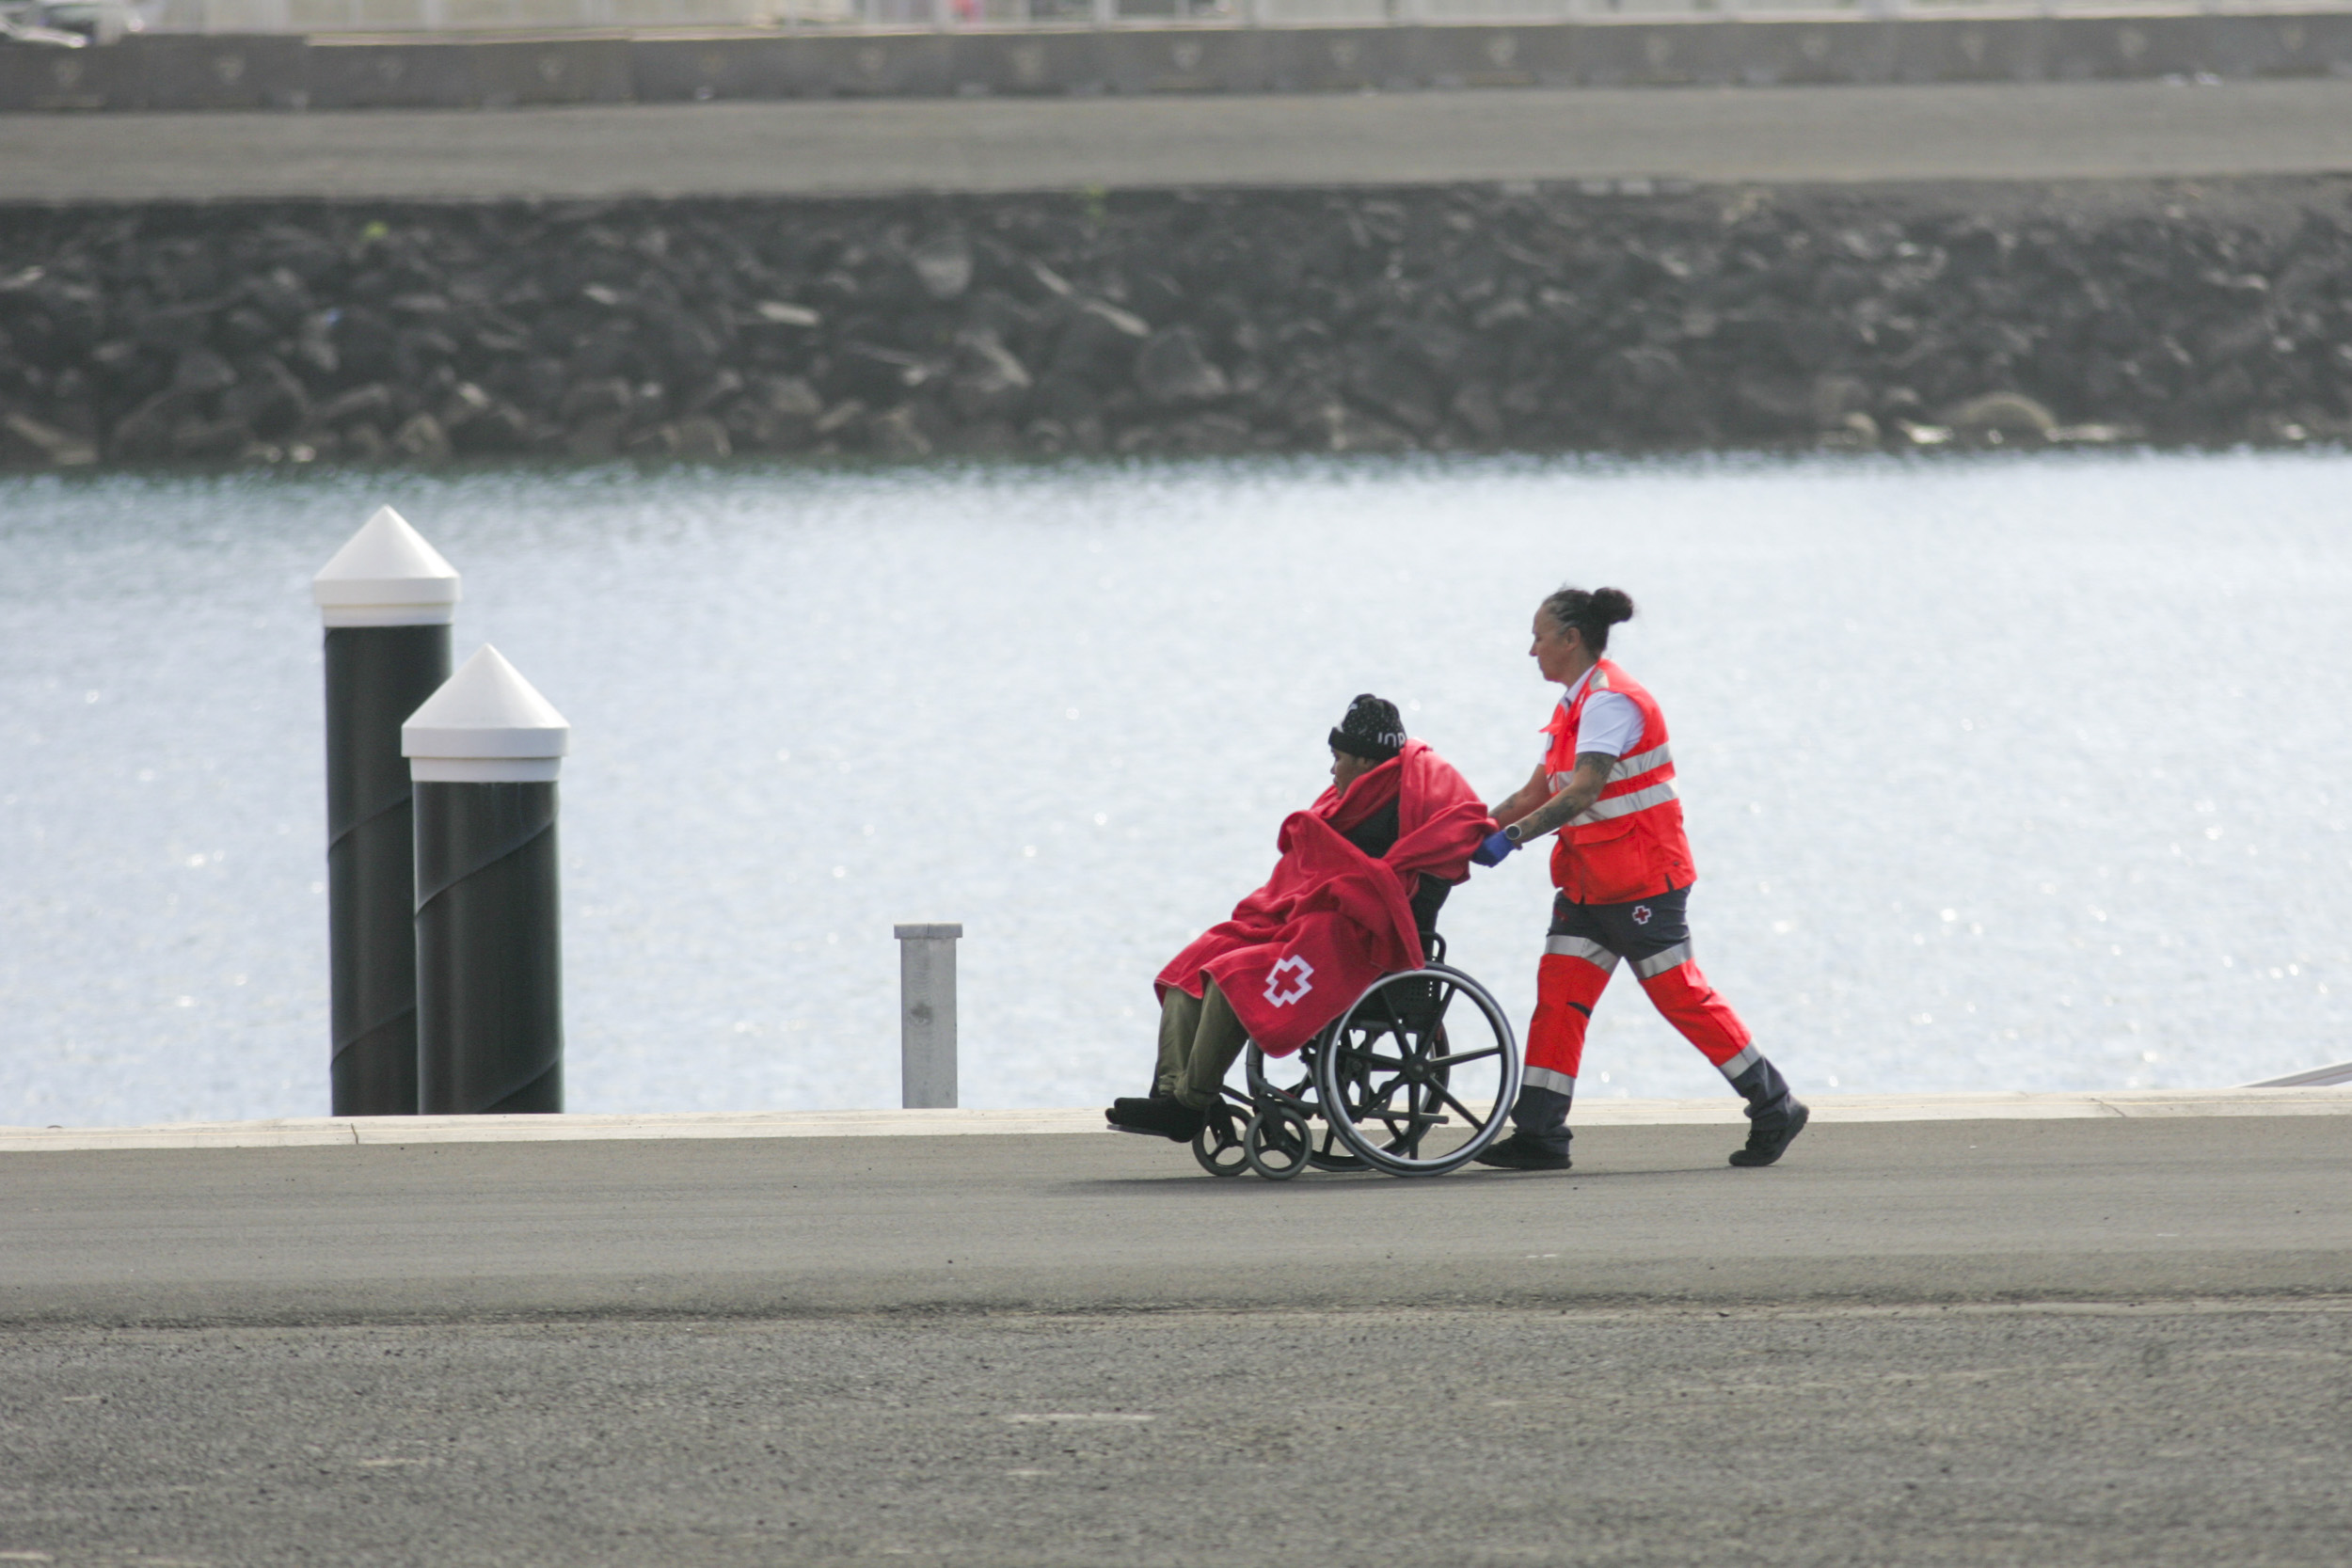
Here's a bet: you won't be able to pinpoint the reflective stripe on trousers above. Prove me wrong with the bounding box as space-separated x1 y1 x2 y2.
1544 933 1620 973
1631 941 1692 981
1524 1064 1578 1097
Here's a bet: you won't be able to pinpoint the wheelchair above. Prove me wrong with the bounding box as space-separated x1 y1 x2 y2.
1191 933 1522 1180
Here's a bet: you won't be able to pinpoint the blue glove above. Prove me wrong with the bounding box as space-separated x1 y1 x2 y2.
1470 829 1518 867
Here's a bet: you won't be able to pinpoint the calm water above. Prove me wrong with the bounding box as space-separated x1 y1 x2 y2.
4 451 2349 1128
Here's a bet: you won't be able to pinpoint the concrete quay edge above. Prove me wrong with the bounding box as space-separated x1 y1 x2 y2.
4 1086 2347 1153
8 11 2352 115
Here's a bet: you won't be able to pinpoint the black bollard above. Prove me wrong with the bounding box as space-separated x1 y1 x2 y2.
312 505 459 1117
405 646 571 1116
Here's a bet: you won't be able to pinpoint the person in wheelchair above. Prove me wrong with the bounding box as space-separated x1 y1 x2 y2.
1106 694 1495 1144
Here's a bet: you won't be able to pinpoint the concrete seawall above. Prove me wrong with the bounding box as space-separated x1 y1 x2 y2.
12 80 2352 204
7 12 2352 113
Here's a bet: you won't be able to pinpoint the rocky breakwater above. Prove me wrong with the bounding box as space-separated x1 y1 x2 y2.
3 182 2350 473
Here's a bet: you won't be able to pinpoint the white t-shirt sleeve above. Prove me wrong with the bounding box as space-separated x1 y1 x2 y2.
1572 691 1643 760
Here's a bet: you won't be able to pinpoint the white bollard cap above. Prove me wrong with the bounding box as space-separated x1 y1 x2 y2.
312 505 461 627
403 645 570 784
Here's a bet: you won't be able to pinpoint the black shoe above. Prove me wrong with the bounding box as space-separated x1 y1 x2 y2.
1473 1130 1573 1171
1729 1099 1809 1167
1104 1091 1175 1132
1106 1096 1207 1143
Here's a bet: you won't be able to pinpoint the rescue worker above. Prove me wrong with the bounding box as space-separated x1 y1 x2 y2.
1469 586 1808 1171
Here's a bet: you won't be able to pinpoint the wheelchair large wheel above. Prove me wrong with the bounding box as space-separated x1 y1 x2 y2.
1246 1043 1369 1173
1314 963 1520 1176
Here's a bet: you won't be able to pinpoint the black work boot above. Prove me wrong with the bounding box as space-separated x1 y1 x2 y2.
1726 1056 1809 1168
1475 1085 1573 1171
1106 1096 1207 1143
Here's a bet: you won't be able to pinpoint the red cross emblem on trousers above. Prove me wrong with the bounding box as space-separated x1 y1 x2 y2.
1631 905 1652 925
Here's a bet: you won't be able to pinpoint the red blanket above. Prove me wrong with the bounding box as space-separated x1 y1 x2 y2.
1155 740 1496 1055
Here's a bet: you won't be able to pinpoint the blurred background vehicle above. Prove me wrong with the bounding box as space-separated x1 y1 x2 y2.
0 0 143 44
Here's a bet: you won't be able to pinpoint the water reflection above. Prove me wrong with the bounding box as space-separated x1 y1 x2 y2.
2 450 2347 1126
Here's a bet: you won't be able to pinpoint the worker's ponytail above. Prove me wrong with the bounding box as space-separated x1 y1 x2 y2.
1540 585 1637 653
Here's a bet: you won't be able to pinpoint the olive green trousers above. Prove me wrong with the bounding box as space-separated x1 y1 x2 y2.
1155 979 1249 1110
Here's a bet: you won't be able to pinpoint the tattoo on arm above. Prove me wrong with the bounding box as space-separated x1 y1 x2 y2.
1486 763 1552 831
1507 752 1617 842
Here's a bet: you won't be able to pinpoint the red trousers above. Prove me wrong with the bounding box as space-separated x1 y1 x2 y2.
1525 887 1755 1098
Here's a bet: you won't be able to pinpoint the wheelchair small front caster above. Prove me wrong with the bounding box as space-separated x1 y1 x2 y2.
1192 1101 1248 1178
1243 1104 1311 1181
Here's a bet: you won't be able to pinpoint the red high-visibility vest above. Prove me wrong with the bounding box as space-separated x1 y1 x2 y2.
1542 659 1696 905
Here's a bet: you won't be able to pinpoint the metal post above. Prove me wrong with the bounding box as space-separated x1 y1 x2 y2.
312 505 458 1117
895 923 962 1108
405 646 571 1116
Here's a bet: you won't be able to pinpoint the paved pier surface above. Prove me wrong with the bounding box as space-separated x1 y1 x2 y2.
9 1111 2348 1323
4 1112 2349 1566
6 78 2352 203
2 1085 2328 1152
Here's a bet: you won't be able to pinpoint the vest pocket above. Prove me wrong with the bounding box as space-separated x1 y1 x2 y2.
1555 817 1658 904
1567 815 1636 846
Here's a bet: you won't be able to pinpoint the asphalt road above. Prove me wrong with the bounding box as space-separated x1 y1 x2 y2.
7 78 2352 202
5 1300 2350 1567
8 1115 2348 1325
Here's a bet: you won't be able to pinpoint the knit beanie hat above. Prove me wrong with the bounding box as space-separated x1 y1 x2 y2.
1329 693 1406 762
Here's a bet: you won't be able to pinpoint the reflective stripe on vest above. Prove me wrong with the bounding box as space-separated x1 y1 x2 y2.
1549 745 1675 794
1612 742 1673 780
1577 779 1679 824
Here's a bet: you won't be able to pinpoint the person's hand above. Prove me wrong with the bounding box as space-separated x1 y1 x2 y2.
1470 828 1518 867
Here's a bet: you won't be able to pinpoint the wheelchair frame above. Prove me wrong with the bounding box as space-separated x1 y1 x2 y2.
1191 935 1523 1180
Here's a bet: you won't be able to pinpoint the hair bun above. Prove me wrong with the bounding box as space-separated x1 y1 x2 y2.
1538 583 1638 654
